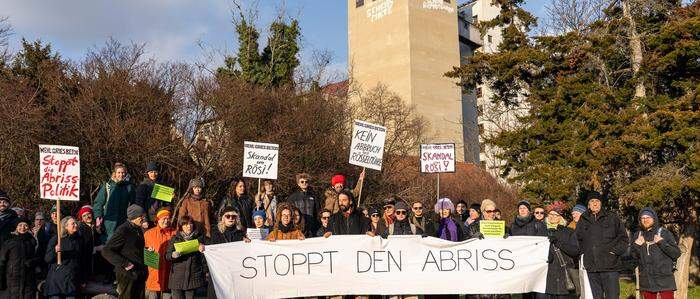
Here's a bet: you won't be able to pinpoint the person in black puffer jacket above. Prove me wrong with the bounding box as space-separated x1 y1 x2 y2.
631 207 680 299
575 191 628 299
0 191 18 243
217 177 254 230
383 201 423 237
0 217 38 299
510 200 547 237
167 215 207 299
44 216 82 299
542 204 580 298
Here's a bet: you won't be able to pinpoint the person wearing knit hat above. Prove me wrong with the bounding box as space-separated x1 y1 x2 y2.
511 199 546 238
144 208 176 298
541 200 579 297
252 210 268 230
102 204 148 299
384 201 421 237
434 198 465 242
0 190 19 241
178 177 212 238
0 215 36 298
323 169 366 214
632 207 680 299
135 162 168 230
568 204 587 230
76 205 101 286
577 193 629 299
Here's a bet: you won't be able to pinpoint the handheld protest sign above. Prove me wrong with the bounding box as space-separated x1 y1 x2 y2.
174 239 200 254
349 120 386 171
151 184 175 202
39 145 80 265
420 143 456 173
479 220 506 237
243 142 279 180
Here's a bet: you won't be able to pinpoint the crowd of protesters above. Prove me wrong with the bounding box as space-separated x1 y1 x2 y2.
0 162 683 299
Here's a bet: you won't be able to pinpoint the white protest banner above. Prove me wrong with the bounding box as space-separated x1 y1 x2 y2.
349 120 387 171
38 145 80 201
243 142 279 180
420 143 456 173
205 235 549 298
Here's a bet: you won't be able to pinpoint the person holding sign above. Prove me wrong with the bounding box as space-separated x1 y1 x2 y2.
217 177 254 230
94 163 135 242
434 198 467 242
44 216 81 299
166 216 207 299
136 162 171 228
323 169 365 214
472 199 510 239
102 204 148 299
144 208 176 299
178 178 212 238
268 203 305 241
542 202 580 298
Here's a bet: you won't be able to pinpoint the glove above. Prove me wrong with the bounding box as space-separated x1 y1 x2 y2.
503 234 509 239
548 235 558 244
476 233 485 240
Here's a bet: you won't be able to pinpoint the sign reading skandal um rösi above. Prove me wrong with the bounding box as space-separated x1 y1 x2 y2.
204 235 550 298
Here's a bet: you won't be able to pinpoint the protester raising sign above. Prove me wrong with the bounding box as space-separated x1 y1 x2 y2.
349 120 387 171
205 235 550 298
243 141 279 180
39 145 80 201
420 143 456 173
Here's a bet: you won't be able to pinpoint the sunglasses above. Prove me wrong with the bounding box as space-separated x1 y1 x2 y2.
299 180 308 184
371 214 379 217
412 206 423 210
383 206 394 210
534 211 545 215
321 216 330 220
484 210 496 213
224 214 238 219
395 211 407 215
35 218 45 221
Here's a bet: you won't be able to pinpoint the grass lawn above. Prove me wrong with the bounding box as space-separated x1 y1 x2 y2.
620 279 698 299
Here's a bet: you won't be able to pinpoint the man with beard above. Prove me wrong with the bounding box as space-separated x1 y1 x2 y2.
455 200 469 222
409 200 436 237
324 190 371 237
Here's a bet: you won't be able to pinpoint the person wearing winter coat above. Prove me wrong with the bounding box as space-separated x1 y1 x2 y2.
251 210 270 236
292 205 313 237
631 208 680 299
323 169 365 214
208 207 250 299
268 203 306 241
254 179 278 226
315 209 333 237
434 198 468 241
567 204 586 230
218 177 254 230
510 200 546 237
575 191 629 299
409 201 437 237
455 200 469 222
367 207 387 235
94 164 135 241
0 190 18 243
166 216 207 299
44 216 82 299
102 204 148 299
383 201 423 237
144 208 176 299
326 191 371 237
76 205 103 286
287 173 321 234
0 217 38 299
178 177 212 238
541 204 580 298
135 162 172 228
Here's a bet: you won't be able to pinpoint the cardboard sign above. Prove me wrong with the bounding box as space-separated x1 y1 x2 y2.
174 239 200 254
243 142 279 180
420 143 456 173
39 145 80 201
479 220 506 238
144 249 160 269
151 184 175 202
349 120 387 171
246 228 269 240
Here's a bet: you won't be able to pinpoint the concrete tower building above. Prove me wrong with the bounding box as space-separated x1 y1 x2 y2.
348 0 466 161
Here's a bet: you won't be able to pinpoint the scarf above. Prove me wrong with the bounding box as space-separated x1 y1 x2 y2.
279 222 293 233
438 217 458 241
190 194 202 200
181 230 195 241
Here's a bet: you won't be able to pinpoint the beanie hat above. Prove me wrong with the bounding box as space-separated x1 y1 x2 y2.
331 174 345 186
395 201 409 211
517 200 531 211
13 217 30 231
156 209 171 221
383 197 397 206
434 198 455 214
0 189 10 204
146 162 159 172
469 203 481 213
219 206 239 218
252 210 266 221
126 204 144 220
572 204 587 214
456 200 467 207
480 199 496 213
546 201 566 216
11 207 24 214
77 205 93 219
639 209 655 219
585 191 602 202
368 207 380 216
188 177 204 190
50 204 69 217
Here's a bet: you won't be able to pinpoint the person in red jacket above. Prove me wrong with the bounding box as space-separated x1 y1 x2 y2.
144 208 176 299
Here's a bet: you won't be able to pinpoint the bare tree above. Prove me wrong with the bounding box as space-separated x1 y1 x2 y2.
545 0 609 33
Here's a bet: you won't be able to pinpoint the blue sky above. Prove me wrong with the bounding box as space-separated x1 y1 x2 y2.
1 0 548 77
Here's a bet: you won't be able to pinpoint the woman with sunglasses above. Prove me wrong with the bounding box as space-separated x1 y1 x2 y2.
367 207 386 235
533 206 546 222
383 201 422 237
315 209 333 237
208 207 249 299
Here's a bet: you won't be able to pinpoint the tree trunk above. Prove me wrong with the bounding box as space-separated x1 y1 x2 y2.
621 0 646 98
675 220 696 299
